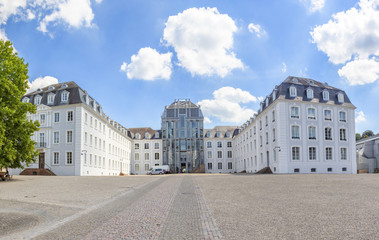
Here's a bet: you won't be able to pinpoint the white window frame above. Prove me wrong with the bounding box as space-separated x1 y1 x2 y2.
34 96 42 105
340 147 347 160
217 151 222 158
323 90 329 101
308 126 316 140
53 131 60 144
47 93 55 104
308 147 316 161
292 146 300 161
207 151 212 158
61 91 69 103
340 128 347 141
324 109 332 121
325 147 333 160
53 152 60 165
291 125 300 140
339 111 346 122
290 106 299 119
66 130 73 143
337 93 344 103
40 113 46 125
307 107 316 120
67 110 73 122
306 88 314 99
325 127 332 140
290 86 297 97
66 151 73 165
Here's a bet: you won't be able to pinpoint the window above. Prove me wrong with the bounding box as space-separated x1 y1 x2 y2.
294 168 300 173
144 153 149 160
154 143 159 149
340 129 347 141
54 112 60 123
227 151 232 158
254 126 256 134
135 153 139 161
260 136 262 147
135 164 139 172
327 168 332 172
292 147 300 160
337 93 344 103
34 96 41 105
53 152 59 165
54 131 59 144
259 120 262 130
145 164 150 171
308 126 316 140
272 110 275 122
207 151 212 158
67 111 73 122
291 106 299 118
90 135 93 146
208 163 212 170
66 152 73 164
325 127 332 140
323 91 329 101
154 153 159 160
48 94 55 104
342 167 347 172
291 125 300 139
94 120 97 130
290 86 297 97
311 168 316 173
226 131 231 138
307 88 313 99
308 108 316 120
273 150 277 162
207 141 212 148
228 162 232 169
341 148 347 160
66 131 73 143
272 128 276 142
227 141 232 148
61 92 69 102
326 147 332 160
309 147 316 160
84 132 87 145
266 132 269 144
339 111 346 122
22 97 29 103
40 114 46 125
217 151 222 158
265 116 268 126
135 143 139 150
144 143 149 149
324 110 331 121
217 141 222 148
218 162 222 170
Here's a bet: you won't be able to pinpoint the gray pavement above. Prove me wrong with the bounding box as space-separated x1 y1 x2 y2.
0 174 378 239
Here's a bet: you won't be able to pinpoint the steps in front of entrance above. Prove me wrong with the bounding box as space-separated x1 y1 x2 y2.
20 168 56 176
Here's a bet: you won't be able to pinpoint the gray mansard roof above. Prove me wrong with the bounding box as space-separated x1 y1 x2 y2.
128 127 161 139
162 99 203 119
204 126 239 139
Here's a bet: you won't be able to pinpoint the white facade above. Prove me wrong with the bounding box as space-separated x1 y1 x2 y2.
204 127 236 173
234 77 356 174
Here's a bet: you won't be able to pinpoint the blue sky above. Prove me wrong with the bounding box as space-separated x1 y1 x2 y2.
1 0 378 134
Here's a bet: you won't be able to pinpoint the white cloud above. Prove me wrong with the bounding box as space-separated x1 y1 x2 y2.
204 117 212 124
163 7 243 78
0 28 8 40
338 58 379 85
248 23 266 38
27 76 59 93
281 62 287 73
355 110 367 123
257 96 264 102
121 47 172 81
311 0 379 85
0 0 27 25
300 0 325 13
198 87 257 124
38 0 95 33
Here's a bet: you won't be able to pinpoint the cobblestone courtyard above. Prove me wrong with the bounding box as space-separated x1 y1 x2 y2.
0 174 378 239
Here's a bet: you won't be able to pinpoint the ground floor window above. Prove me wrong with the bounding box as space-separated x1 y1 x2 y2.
135 164 139 172
292 147 300 160
218 162 222 170
53 152 59 165
228 162 232 169
145 164 149 171
309 147 316 160
340 148 347 160
66 152 72 164
326 147 333 160
208 162 212 170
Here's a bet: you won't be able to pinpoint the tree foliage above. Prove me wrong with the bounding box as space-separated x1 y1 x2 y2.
356 133 361 141
0 40 39 169
362 130 374 139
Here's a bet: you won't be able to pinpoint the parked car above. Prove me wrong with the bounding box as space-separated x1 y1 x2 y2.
148 168 165 175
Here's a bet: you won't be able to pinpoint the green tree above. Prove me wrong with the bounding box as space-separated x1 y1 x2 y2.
0 40 39 169
356 133 361 141
362 130 374 139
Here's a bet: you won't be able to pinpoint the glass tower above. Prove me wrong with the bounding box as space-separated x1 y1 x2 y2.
161 99 204 173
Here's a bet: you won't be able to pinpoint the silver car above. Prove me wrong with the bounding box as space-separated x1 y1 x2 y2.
148 168 165 175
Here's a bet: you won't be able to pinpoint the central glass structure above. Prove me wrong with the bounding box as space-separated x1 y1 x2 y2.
161 99 204 173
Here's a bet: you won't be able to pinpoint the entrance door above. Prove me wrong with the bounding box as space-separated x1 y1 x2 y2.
39 153 45 169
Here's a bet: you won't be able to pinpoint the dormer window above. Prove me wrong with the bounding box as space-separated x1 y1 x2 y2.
323 90 329 101
225 131 231 138
292 78 299 83
265 98 269 107
48 86 55 91
34 95 42 105
216 131 221 138
337 93 344 103
272 90 276 101
47 93 55 105
145 132 150 139
61 84 68 88
36 88 42 92
22 97 29 103
290 86 297 97
154 132 160 138
135 133 141 139
206 131 210 138
307 88 314 99
61 91 69 103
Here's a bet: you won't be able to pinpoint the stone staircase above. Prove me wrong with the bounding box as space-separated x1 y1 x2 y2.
255 167 273 174
191 164 205 173
20 168 56 176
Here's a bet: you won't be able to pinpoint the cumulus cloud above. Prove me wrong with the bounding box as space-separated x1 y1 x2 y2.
281 62 287 73
338 58 379 85
198 87 257 124
248 23 266 38
355 110 367 123
27 76 59 93
38 0 95 33
300 0 325 13
163 7 243 78
311 0 379 85
121 47 172 81
0 0 27 25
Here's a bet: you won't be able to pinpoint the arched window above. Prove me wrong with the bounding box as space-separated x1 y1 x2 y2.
47 93 55 104
323 90 329 101
22 97 29 103
307 88 313 99
48 86 55 90
290 86 297 97
135 133 141 139
145 132 150 139
34 95 42 105
337 92 344 103
61 91 69 102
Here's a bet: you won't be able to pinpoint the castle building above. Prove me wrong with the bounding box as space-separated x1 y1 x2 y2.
11 76 357 175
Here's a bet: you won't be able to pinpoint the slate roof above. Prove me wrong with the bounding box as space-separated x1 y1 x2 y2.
204 126 239 139
166 99 199 109
128 127 161 139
